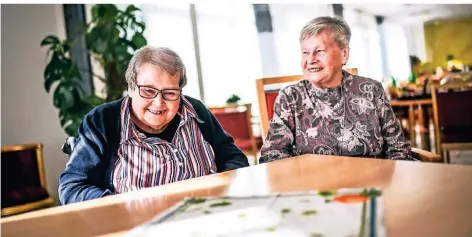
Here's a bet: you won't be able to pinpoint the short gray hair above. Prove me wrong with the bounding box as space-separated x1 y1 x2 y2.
299 16 351 49
125 46 187 90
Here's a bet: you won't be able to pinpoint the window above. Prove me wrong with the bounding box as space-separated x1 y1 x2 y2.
139 3 201 100
344 9 383 81
195 3 262 113
270 4 335 76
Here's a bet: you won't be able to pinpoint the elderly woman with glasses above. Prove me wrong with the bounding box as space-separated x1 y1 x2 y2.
59 46 249 205
260 16 416 163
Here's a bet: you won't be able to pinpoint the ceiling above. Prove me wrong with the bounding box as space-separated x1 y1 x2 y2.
344 4 472 25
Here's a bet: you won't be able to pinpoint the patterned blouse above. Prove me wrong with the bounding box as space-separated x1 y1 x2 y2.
260 71 416 163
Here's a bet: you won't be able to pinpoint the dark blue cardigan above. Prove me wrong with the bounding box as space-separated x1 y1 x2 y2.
58 96 249 204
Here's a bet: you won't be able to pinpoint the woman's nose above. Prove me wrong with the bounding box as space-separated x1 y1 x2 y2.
152 93 165 106
308 54 318 64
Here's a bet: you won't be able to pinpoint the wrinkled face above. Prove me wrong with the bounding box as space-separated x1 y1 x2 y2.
301 31 349 88
129 63 181 132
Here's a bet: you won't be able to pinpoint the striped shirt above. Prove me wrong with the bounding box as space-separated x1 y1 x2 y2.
112 96 217 193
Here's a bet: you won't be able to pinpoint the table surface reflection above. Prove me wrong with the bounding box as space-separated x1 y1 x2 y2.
2 155 472 237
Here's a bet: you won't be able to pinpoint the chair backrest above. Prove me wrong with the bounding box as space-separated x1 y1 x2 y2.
431 81 472 154
62 136 76 156
1 143 53 215
256 68 358 139
1 143 47 193
209 103 258 156
209 103 254 141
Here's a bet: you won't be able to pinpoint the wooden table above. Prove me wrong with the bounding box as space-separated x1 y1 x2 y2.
390 99 433 150
2 155 472 237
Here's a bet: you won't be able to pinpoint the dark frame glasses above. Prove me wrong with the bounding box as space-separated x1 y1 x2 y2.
136 85 181 101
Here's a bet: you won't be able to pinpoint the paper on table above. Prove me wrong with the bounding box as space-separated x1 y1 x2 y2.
126 189 385 237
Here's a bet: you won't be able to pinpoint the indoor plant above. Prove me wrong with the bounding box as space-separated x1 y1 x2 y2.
226 94 241 104
40 4 147 136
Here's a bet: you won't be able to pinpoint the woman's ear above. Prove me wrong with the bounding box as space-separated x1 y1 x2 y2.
341 46 350 65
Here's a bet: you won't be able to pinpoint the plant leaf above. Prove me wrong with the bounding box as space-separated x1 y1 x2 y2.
41 35 60 47
64 117 82 137
44 57 63 92
131 33 146 49
136 21 145 33
53 85 75 110
125 5 139 14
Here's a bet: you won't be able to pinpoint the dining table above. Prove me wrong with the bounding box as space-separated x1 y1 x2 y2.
1 154 472 237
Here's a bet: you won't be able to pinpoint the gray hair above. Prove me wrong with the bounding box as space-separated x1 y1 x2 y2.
299 16 351 49
125 46 187 90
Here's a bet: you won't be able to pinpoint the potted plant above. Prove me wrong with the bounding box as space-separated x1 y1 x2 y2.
226 94 241 104
40 4 147 136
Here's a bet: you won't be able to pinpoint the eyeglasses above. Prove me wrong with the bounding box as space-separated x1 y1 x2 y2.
136 85 181 101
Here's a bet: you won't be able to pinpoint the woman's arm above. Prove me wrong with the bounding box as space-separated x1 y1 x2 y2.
189 97 249 172
259 89 296 163
375 82 417 161
206 111 250 171
58 113 113 205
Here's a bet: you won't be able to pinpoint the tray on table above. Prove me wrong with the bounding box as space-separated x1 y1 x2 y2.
125 188 385 237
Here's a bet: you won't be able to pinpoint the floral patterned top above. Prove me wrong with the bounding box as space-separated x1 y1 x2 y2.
260 71 416 163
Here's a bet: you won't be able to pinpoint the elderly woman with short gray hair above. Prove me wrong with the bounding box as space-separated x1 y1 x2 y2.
59 46 249 204
260 16 416 163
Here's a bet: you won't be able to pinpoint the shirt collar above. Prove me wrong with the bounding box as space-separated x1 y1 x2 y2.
178 96 204 125
304 69 355 97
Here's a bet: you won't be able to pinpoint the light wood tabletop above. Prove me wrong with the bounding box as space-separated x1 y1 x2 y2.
2 155 472 237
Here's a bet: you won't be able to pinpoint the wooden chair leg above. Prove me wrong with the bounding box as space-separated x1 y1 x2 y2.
408 105 416 147
442 148 450 164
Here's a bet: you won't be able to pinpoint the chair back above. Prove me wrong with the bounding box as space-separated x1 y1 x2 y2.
1 143 54 216
431 82 472 154
209 104 258 157
256 68 358 139
62 136 76 155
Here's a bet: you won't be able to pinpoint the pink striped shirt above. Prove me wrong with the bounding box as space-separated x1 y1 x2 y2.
112 96 216 193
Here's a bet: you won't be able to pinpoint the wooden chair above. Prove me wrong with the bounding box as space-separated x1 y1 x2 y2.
209 103 261 164
1 143 55 216
431 82 472 163
411 147 441 162
255 68 440 162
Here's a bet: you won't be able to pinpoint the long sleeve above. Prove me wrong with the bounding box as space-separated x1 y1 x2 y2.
206 111 250 172
375 82 417 161
259 90 296 163
190 97 249 172
58 114 112 205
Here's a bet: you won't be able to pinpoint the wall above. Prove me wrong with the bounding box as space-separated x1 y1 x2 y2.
424 16 472 68
1 4 68 204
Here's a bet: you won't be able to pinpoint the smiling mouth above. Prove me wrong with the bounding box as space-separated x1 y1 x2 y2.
148 109 167 115
308 68 323 72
